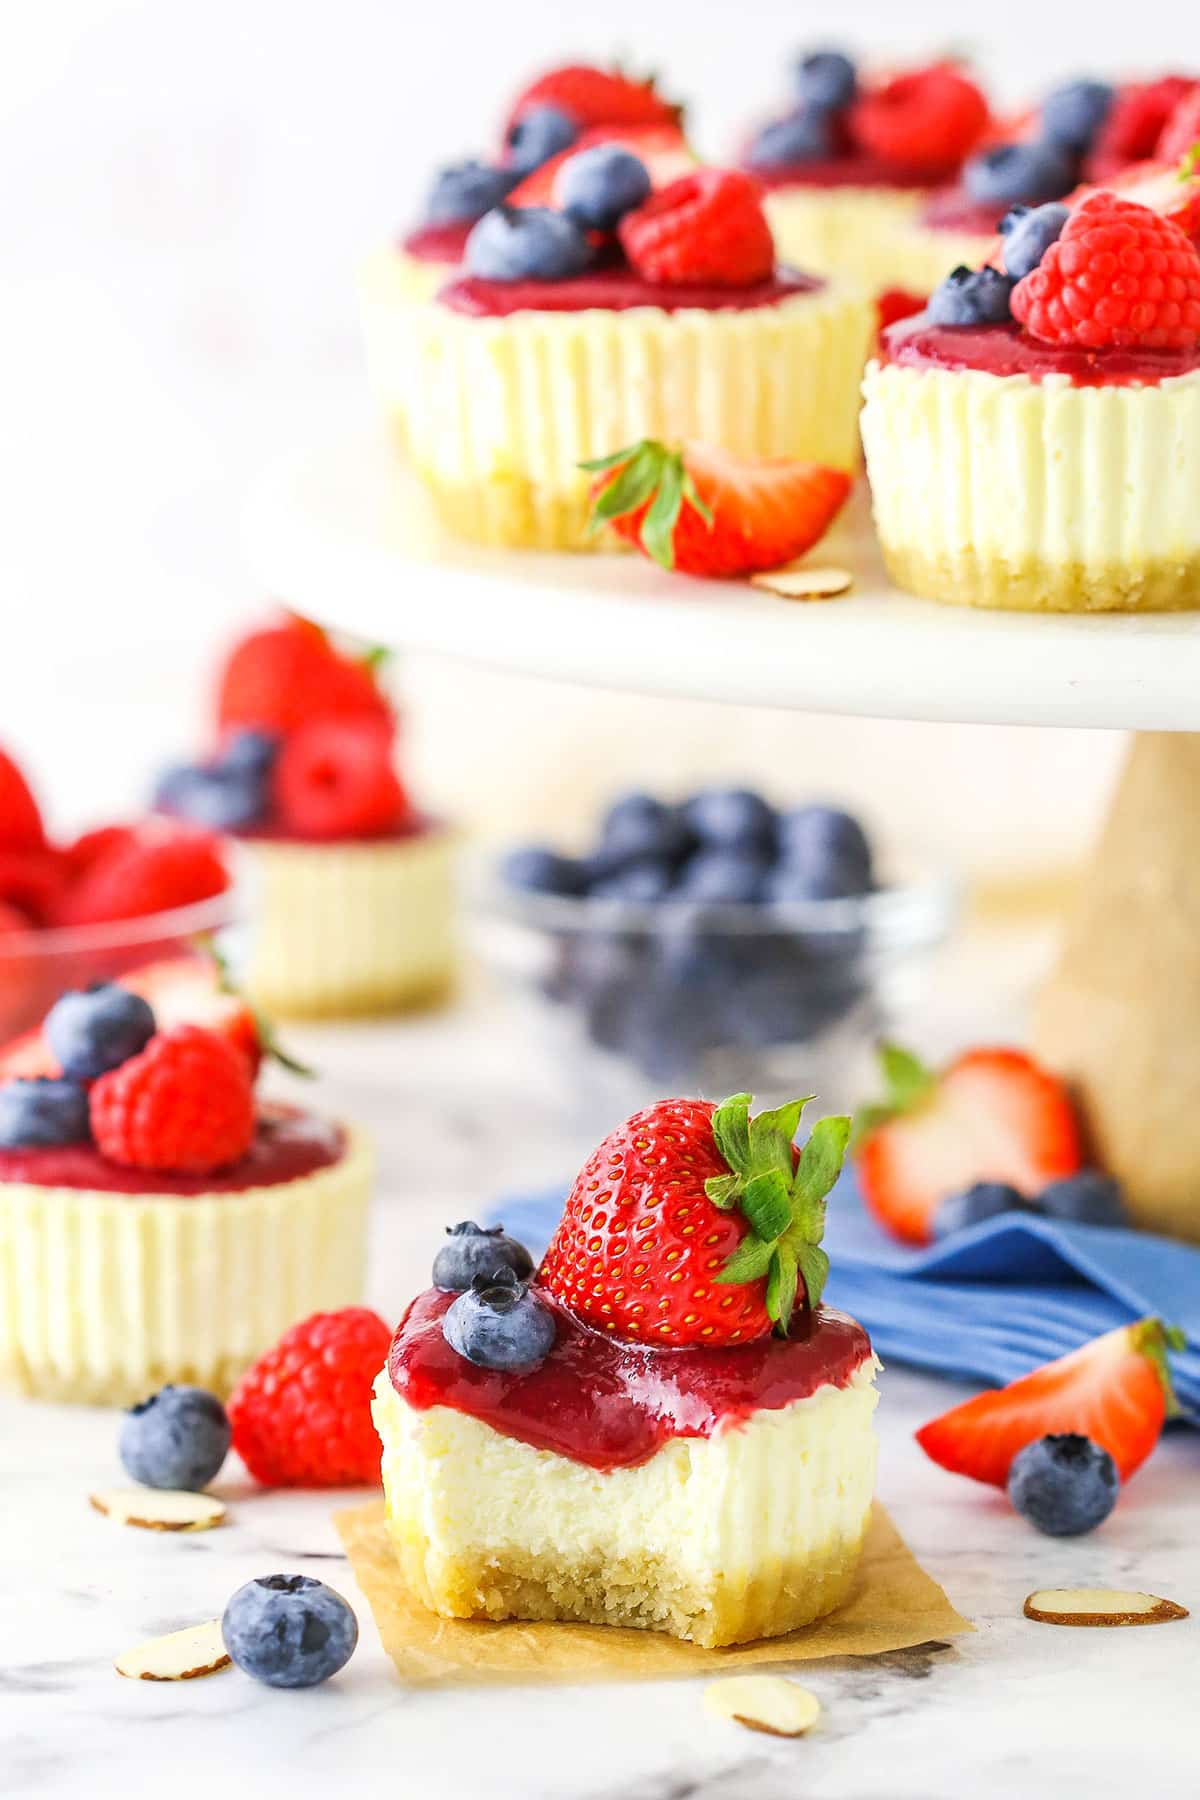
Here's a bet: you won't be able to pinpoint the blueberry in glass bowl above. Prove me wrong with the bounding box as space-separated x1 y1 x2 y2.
479 788 959 1110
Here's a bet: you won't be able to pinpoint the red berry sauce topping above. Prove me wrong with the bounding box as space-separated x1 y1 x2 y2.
752 153 956 194
401 220 474 264
0 1105 345 1196
880 316 1200 386
389 1286 872 1471
438 262 819 319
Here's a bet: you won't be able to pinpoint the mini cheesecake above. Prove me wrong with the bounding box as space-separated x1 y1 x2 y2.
359 222 473 451
0 1106 372 1405
758 159 948 295
862 317 1200 613
372 1092 878 1648
375 1291 877 1647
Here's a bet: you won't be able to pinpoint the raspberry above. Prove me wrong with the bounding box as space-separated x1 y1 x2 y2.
215 616 392 740
0 748 46 852
1157 87 1200 164
1012 192 1200 350
90 1024 256 1173
227 1307 392 1486
272 716 409 839
848 64 988 175
1087 77 1198 180
56 826 229 926
618 169 774 286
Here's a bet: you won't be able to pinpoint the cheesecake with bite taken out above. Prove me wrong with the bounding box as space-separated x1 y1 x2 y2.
0 958 371 1404
373 1094 879 1648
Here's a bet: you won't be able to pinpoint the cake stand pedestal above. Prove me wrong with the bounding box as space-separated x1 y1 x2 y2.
245 426 1200 1236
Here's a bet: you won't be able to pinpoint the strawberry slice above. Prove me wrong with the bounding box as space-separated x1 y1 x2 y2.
1070 154 1200 244
916 1318 1184 1487
507 122 695 212
584 438 852 579
503 64 682 138
854 1044 1083 1246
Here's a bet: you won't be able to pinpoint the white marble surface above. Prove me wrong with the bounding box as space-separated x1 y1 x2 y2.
4 965 1199 1799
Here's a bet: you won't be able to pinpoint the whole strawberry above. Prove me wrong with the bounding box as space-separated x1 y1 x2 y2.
228 1307 393 1486
0 748 46 852
215 616 391 740
56 827 230 927
90 1023 256 1173
1012 192 1200 350
539 1093 850 1346
504 64 681 139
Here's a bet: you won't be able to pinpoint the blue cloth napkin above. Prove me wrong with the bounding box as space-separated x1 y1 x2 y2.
484 1178 1200 1421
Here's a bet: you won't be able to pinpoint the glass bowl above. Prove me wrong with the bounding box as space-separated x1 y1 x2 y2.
0 892 239 1047
476 854 961 1124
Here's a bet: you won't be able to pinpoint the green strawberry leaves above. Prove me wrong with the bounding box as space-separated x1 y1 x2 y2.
708 1093 851 1334
851 1040 937 1147
193 932 315 1079
580 438 712 571
1132 1317 1187 1418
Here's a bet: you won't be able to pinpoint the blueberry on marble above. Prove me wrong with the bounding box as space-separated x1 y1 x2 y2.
560 144 651 230
46 983 156 1081
933 1181 1029 1238
999 202 1068 280
119 1385 231 1490
795 49 857 111
423 160 519 227
222 1575 358 1688
1040 80 1115 152
1007 1434 1119 1536
1037 1169 1128 1229
0 1077 91 1148
773 805 873 899
433 1221 535 1292
683 788 777 854
589 858 675 903
746 107 835 168
443 1268 556 1370
466 205 592 281
676 848 771 904
927 264 1015 328
505 105 578 176
963 141 1077 209
501 845 587 897
599 791 693 866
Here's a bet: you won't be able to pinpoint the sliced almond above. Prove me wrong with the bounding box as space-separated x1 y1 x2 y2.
704 1676 821 1737
116 1619 230 1681
89 1488 226 1532
1024 1588 1189 1627
750 567 853 601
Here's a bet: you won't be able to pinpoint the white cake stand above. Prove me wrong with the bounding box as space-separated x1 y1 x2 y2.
244 425 1200 1237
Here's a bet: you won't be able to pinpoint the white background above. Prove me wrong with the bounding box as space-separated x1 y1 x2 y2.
3 0 1178 871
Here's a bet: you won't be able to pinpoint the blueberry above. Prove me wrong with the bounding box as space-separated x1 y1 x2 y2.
423 159 519 227
466 205 592 282
218 729 281 780
773 805 873 899
746 107 835 168
560 144 651 231
1007 1434 1119 1537
501 845 587 897
432 1221 534 1292
443 1268 556 1370
154 762 266 831
1040 80 1115 153
795 49 857 111
590 858 675 903
1000 202 1069 280
222 1575 358 1688
963 141 1078 210
677 848 770 904
505 105 578 176
119 1385 231 1490
683 788 776 853
0 1078 91 1148
1037 1169 1128 1228
45 983 156 1081
927 264 1015 328
598 792 693 866
933 1181 1029 1238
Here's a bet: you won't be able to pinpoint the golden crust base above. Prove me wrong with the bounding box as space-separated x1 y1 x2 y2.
879 541 1200 613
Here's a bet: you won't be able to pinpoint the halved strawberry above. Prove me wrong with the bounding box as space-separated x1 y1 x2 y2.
1158 87 1200 164
584 439 852 579
507 122 695 212
916 1318 1183 1487
854 1043 1084 1246
1069 154 1200 244
1086 76 1198 182
503 64 682 138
